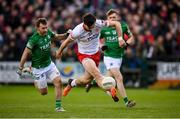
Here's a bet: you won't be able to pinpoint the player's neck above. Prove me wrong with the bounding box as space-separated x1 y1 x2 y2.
37 31 46 36
83 24 91 32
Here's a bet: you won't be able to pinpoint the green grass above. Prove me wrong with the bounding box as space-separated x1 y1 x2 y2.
0 85 180 118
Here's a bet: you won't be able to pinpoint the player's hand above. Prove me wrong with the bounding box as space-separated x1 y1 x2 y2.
101 45 108 51
22 67 32 75
16 67 23 77
118 37 126 48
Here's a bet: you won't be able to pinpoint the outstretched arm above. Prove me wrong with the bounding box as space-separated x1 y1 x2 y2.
56 36 73 59
18 47 31 70
53 30 72 41
108 21 122 38
124 24 135 46
54 33 69 40
108 21 126 48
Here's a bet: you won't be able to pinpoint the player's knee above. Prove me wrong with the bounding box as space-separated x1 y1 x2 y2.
93 72 101 79
114 75 123 82
54 79 62 87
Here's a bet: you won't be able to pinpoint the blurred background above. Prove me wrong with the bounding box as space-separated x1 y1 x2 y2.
0 0 180 89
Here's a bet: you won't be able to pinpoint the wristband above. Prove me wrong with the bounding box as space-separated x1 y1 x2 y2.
125 42 130 46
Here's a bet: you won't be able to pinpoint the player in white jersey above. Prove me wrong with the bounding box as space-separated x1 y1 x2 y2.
56 13 125 100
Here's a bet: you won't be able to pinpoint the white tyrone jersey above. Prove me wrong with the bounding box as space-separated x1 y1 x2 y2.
70 20 108 55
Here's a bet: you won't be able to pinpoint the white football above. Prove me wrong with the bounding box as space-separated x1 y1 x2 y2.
102 77 116 90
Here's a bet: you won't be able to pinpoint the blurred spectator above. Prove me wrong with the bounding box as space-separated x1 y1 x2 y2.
0 0 179 62
122 47 142 87
153 35 166 60
175 27 180 55
164 32 175 56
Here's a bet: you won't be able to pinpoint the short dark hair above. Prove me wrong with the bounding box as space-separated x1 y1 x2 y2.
35 18 47 27
83 13 96 27
106 9 120 16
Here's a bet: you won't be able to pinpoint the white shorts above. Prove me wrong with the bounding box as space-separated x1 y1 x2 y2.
104 56 122 70
32 62 60 89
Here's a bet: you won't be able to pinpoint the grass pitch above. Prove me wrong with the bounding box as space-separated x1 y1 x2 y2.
0 85 180 118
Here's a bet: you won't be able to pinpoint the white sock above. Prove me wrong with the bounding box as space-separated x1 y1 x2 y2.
71 79 77 87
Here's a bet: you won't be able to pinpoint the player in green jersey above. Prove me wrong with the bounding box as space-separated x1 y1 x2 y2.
17 18 69 112
86 9 136 107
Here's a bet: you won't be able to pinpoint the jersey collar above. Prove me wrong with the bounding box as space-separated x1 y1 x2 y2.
83 24 91 32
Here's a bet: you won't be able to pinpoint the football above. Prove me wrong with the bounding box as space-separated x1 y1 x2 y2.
102 77 116 90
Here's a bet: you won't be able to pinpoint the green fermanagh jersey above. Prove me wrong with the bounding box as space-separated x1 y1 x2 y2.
100 21 132 58
26 29 55 68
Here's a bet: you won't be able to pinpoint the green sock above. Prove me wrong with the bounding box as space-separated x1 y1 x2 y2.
56 100 61 108
124 97 129 105
92 80 96 85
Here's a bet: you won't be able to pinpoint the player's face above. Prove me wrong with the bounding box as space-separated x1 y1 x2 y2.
37 23 48 36
88 23 95 30
107 13 119 21
84 23 95 31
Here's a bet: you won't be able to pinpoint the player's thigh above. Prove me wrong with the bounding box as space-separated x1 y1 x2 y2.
82 58 100 75
32 67 49 90
34 73 48 91
52 76 62 87
46 62 61 82
104 56 123 80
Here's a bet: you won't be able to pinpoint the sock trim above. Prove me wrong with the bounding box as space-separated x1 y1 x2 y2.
124 97 129 105
56 100 61 108
71 79 77 87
